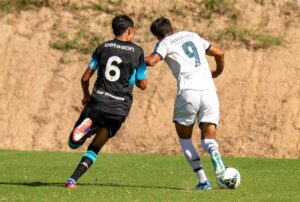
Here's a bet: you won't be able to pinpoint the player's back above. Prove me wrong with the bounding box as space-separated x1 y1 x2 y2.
155 31 216 92
89 39 144 116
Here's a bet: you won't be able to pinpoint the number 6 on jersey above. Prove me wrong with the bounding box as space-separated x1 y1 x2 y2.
105 56 122 82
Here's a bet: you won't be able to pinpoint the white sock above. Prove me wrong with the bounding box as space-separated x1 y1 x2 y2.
201 139 219 154
201 138 225 175
179 138 201 170
196 169 208 183
179 138 207 183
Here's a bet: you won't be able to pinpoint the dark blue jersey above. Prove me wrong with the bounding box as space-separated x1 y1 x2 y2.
87 39 147 116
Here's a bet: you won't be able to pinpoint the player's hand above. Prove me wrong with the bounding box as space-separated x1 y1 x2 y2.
211 70 221 78
81 95 91 106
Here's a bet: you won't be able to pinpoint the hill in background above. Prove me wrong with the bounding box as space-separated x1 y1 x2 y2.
0 0 299 158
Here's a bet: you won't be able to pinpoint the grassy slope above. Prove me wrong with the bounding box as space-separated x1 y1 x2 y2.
0 150 299 201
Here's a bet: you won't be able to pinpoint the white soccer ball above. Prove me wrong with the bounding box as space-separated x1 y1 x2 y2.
217 167 241 189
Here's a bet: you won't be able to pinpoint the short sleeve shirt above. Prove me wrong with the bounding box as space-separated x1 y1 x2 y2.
88 39 147 116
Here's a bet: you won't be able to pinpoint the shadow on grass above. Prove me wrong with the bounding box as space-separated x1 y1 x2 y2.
0 181 187 191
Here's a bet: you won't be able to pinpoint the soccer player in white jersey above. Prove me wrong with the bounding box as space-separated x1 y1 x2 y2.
145 17 225 190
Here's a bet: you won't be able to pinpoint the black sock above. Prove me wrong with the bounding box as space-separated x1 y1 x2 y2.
70 144 99 181
70 156 94 181
70 144 100 182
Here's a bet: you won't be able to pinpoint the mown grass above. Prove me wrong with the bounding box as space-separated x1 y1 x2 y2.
0 150 299 202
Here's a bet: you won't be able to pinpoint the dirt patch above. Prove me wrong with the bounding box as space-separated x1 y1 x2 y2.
0 0 299 158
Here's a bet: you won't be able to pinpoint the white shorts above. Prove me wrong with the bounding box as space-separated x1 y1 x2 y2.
173 90 219 127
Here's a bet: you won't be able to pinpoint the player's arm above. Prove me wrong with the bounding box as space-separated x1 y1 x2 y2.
81 53 98 105
81 67 96 105
135 63 147 90
145 40 167 66
206 45 224 78
145 53 162 66
136 79 147 90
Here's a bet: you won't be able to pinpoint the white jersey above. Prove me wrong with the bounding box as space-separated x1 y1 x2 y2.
154 31 216 93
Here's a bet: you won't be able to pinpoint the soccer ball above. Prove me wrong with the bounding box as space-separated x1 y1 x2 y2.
217 167 241 189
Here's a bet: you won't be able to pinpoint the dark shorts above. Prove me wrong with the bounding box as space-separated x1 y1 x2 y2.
69 105 126 145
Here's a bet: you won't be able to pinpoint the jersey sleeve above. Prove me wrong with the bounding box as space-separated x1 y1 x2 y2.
129 48 147 88
199 36 211 51
129 63 147 88
136 63 147 80
88 51 99 70
136 49 147 80
129 69 137 87
153 40 168 59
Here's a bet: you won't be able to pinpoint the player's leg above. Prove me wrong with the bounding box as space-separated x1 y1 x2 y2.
200 123 225 179
66 127 109 188
175 122 211 190
65 112 125 188
68 106 98 149
173 90 210 190
198 90 225 179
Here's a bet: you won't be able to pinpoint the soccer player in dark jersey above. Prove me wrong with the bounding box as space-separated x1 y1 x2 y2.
65 15 147 188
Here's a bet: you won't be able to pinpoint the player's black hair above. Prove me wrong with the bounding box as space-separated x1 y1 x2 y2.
112 15 134 36
150 17 173 39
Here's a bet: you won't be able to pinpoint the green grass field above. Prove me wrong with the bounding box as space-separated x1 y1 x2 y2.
0 150 299 202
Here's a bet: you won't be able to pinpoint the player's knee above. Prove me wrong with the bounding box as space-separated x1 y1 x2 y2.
200 122 217 139
175 122 193 139
201 139 219 153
